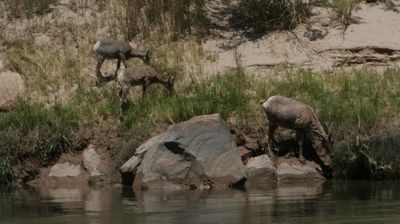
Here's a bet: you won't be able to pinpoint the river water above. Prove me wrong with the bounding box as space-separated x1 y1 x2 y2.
1 181 400 224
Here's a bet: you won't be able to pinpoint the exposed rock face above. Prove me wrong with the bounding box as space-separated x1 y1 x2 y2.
49 162 81 177
245 154 275 184
28 145 114 188
0 71 24 110
121 114 246 190
83 145 102 176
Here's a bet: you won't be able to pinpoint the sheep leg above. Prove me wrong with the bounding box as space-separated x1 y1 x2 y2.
142 78 150 99
115 59 121 77
120 86 130 112
96 56 105 86
268 122 278 159
297 130 306 165
119 53 128 68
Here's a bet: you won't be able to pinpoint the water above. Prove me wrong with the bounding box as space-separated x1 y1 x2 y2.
1 182 400 224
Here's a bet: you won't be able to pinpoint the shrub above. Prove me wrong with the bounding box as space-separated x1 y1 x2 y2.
239 0 310 34
0 159 16 184
4 0 56 19
108 0 208 40
330 0 360 27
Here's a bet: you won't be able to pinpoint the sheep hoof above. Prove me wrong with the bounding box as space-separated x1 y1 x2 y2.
299 156 306 165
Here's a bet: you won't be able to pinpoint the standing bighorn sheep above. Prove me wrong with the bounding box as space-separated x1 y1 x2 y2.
116 65 175 111
93 39 152 86
262 95 332 166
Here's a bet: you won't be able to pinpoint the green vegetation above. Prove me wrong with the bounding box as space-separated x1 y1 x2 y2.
0 160 15 184
121 71 252 129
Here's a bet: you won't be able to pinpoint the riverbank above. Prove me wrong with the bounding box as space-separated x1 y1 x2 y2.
1 0 400 185
2 66 400 184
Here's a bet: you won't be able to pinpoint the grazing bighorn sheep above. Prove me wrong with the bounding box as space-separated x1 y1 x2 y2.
116 65 175 110
262 95 332 166
93 39 152 86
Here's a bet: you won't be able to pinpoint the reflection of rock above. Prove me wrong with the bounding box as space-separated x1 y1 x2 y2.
0 71 24 111
275 181 325 202
48 188 82 203
122 114 246 190
28 145 114 187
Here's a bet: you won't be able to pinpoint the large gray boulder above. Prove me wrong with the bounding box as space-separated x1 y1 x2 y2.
121 114 246 190
0 71 24 110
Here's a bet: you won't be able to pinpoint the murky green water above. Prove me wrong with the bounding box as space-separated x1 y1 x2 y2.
1 182 400 224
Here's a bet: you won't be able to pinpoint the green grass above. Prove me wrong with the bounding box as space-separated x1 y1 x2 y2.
0 159 16 184
0 100 82 161
121 71 252 129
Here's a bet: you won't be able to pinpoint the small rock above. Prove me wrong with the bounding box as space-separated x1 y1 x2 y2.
83 145 102 176
245 154 275 183
34 34 51 46
0 71 24 110
239 146 252 164
245 142 260 151
276 158 325 182
49 162 81 177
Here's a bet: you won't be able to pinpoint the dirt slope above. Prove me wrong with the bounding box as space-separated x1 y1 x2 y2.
202 1 400 75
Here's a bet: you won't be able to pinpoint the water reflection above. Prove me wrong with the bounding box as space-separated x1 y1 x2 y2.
1 182 400 224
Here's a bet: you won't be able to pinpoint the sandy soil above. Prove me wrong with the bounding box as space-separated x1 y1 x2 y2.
202 1 400 75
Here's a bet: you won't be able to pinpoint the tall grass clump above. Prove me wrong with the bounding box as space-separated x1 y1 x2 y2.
330 0 360 27
4 0 56 19
5 38 82 95
332 133 400 180
0 159 16 184
0 100 84 167
239 0 310 34
108 0 208 40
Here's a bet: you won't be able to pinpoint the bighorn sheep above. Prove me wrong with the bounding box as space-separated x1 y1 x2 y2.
93 39 152 86
262 95 332 166
116 65 175 110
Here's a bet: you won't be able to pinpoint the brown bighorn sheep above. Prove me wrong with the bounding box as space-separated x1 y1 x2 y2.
116 65 175 110
262 95 332 166
93 39 152 86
